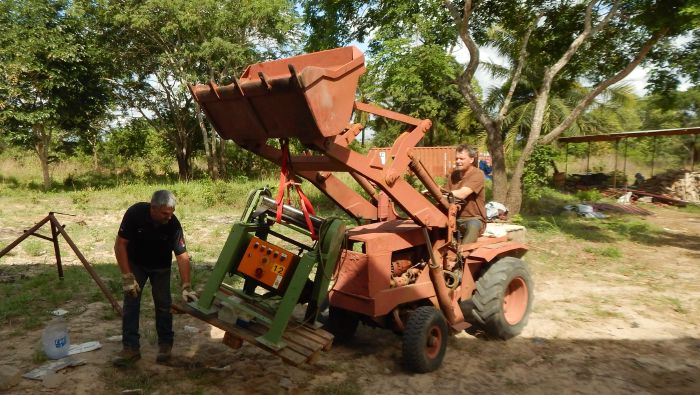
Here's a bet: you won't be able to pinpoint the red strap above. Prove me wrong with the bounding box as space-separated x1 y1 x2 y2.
275 139 289 223
275 139 318 240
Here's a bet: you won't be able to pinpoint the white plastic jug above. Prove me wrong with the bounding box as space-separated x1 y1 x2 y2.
42 317 70 359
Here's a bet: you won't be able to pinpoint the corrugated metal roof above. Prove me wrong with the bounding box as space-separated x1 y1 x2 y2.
558 127 700 143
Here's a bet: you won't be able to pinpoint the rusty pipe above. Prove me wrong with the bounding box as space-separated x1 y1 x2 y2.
408 155 449 211
350 171 379 201
423 228 463 326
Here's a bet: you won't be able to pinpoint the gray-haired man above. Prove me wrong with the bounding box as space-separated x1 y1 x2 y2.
112 190 197 366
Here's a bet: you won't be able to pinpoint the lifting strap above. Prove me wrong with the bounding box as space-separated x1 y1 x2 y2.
275 139 318 240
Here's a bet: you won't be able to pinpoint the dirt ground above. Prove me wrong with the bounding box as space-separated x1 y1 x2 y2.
1 205 699 394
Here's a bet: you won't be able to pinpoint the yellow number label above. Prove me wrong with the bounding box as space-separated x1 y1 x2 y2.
272 264 285 275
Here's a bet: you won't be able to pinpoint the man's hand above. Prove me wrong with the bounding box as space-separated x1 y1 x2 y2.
181 282 198 303
122 272 140 298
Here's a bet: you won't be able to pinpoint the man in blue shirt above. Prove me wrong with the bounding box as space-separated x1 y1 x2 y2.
112 190 197 366
478 155 493 181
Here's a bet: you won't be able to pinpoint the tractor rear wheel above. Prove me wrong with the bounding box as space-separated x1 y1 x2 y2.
402 306 448 373
468 257 533 340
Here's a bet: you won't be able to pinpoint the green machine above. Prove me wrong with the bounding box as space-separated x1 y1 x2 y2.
183 188 345 356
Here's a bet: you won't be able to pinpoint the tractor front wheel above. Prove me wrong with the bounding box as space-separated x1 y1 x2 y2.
469 257 533 340
402 306 448 373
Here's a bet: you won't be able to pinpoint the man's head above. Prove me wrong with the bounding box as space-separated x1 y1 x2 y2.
455 145 478 172
150 190 176 224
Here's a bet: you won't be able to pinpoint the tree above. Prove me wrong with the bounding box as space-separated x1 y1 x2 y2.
104 0 300 181
360 40 477 147
0 0 113 190
639 87 700 166
304 0 698 213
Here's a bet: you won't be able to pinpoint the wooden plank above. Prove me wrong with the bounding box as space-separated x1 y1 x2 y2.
292 324 333 345
172 302 332 366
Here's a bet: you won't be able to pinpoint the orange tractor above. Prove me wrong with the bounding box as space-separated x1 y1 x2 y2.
184 46 532 372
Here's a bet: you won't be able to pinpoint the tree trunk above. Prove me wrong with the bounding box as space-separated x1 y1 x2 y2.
32 124 52 191
90 134 99 170
196 102 218 179
217 138 227 178
485 126 507 203
505 130 540 214
176 151 190 181
174 125 192 181
210 133 220 179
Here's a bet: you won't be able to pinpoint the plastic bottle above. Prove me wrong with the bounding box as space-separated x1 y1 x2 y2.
42 317 70 359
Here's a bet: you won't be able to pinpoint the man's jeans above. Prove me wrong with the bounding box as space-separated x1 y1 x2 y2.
457 217 483 244
122 265 173 350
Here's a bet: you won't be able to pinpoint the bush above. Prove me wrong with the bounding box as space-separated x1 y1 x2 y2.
575 189 603 203
523 145 558 200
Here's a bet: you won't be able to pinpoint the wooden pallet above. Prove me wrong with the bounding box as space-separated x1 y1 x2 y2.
172 302 334 366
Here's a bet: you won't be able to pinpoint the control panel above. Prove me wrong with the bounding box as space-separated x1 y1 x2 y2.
237 236 299 292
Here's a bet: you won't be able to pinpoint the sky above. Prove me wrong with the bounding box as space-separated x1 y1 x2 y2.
453 43 651 97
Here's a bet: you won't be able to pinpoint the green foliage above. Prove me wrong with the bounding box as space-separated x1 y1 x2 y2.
103 0 301 180
522 187 578 215
575 189 603 203
522 145 558 200
362 40 474 146
0 0 114 189
302 0 698 214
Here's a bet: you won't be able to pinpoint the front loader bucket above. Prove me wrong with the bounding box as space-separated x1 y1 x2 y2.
190 46 365 143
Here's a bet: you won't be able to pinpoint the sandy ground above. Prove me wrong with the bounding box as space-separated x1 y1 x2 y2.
1 205 699 394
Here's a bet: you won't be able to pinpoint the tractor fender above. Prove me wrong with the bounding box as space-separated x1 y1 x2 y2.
469 241 528 263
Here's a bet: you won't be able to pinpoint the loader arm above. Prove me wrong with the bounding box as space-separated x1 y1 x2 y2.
190 46 448 229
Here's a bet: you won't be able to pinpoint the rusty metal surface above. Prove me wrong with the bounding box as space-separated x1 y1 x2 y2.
558 126 700 143
188 47 532 343
346 220 425 248
190 46 365 142
369 146 457 178
191 46 447 228
592 202 654 216
469 241 528 262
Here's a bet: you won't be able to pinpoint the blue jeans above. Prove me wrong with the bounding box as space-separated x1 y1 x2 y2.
457 218 483 244
122 265 173 350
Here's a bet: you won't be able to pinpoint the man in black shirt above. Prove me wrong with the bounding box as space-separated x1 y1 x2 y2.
112 190 197 366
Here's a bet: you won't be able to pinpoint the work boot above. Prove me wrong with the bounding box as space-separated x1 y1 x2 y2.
156 343 172 364
112 347 141 367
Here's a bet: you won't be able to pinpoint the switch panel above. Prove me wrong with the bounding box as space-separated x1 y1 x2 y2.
237 236 299 292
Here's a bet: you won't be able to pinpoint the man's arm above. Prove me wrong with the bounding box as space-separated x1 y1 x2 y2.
176 252 198 302
451 186 475 200
114 236 131 274
175 252 191 285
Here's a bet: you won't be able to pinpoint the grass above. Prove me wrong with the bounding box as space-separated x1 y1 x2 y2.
517 211 663 245
22 239 47 256
662 297 687 314
0 264 121 331
312 377 362 395
101 367 169 394
677 204 700 214
0 262 211 333
583 246 623 259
